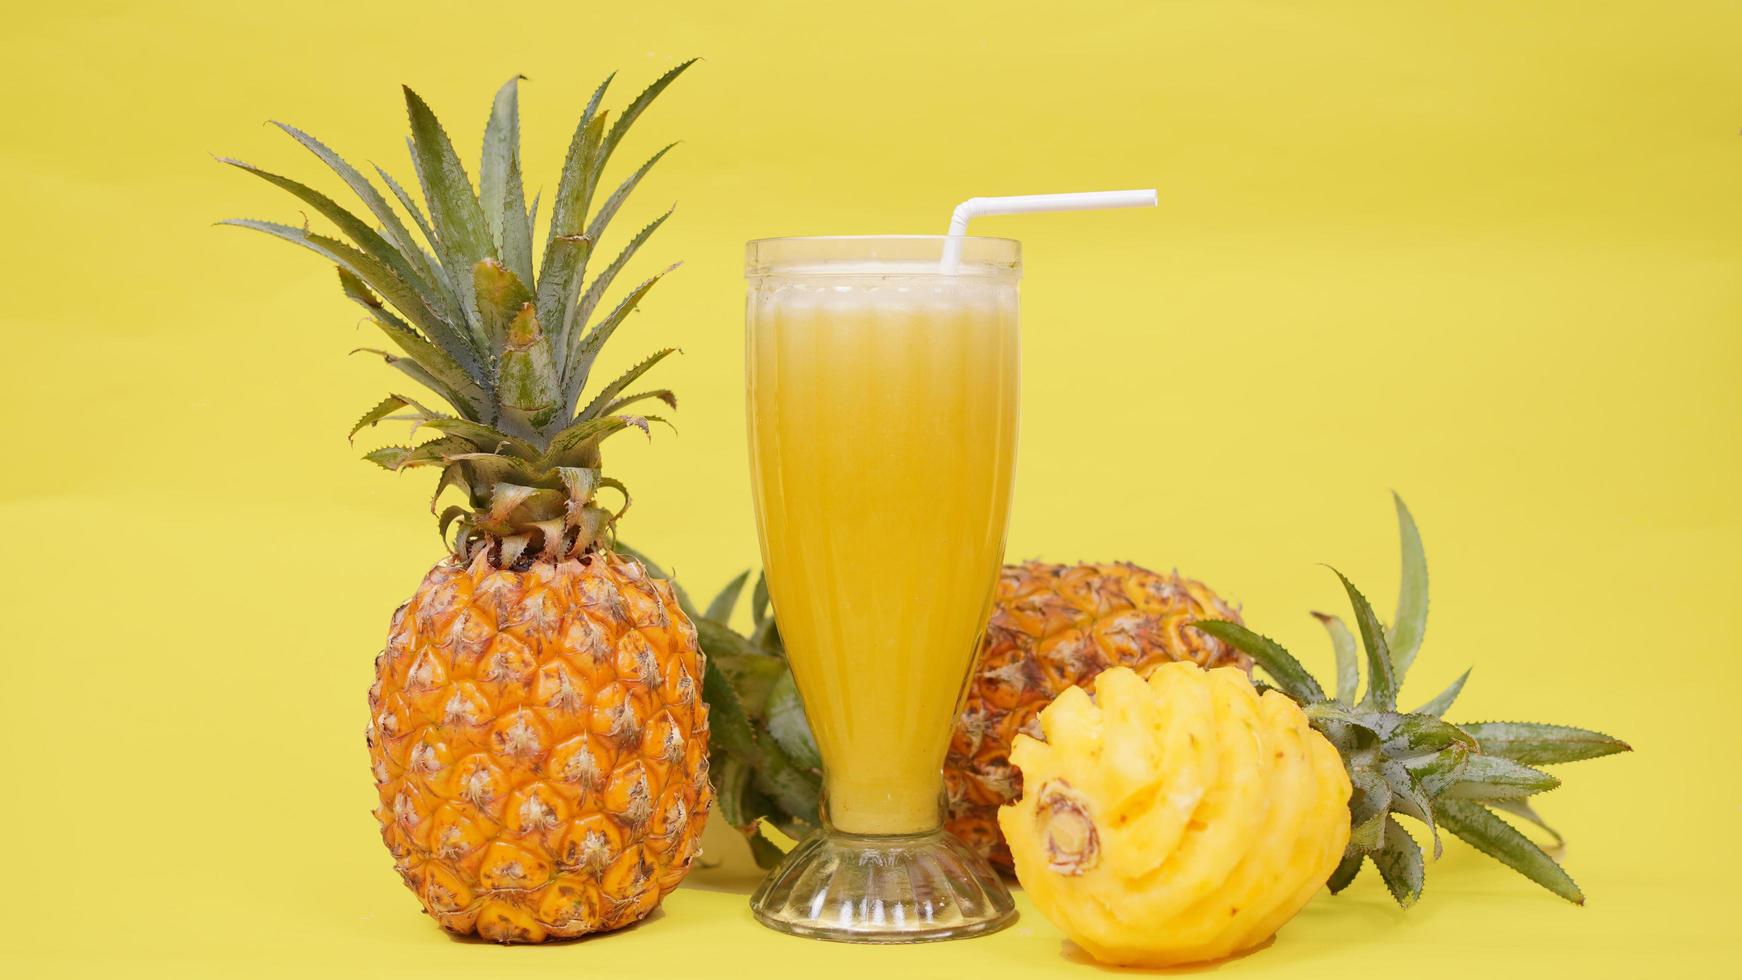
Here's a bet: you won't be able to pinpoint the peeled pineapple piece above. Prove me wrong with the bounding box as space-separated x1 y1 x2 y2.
1000 663 1351 967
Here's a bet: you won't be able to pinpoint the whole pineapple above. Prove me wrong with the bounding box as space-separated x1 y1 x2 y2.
688 562 1248 870
224 65 711 942
949 562 1249 868
1001 497 1631 967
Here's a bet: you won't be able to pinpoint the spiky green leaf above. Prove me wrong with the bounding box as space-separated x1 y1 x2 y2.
338 269 483 410
574 207 673 339
1406 742 1472 798
418 417 539 459
743 786 810 860
480 76 531 282
351 345 480 421
1332 568 1398 711
713 752 753 830
375 163 440 257
1384 714 1479 760
752 572 770 626
497 304 562 435
1313 611 1360 704
555 466 601 509
747 747 821 833
220 156 441 309
442 514 474 554
350 395 410 442
403 85 495 269
479 481 559 526
765 670 821 771
707 570 751 623
382 160 473 342
472 258 534 357
1189 620 1325 704
1413 668 1471 718
566 268 673 403
578 347 678 421
695 617 767 662
223 219 480 380
595 60 695 175
542 73 612 250
272 123 447 293
1326 852 1365 894
538 234 594 367
1372 816 1425 907
1488 799 1565 849
747 829 788 869
1304 700 1385 737
539 93 610 347
595 475 632 523
1438 798 1584 904
396 435 480 470
596 388 677 417
584 146 676 245
1458 722 1632 766
1347 765 1391 850
431 463 474 512
712 649 786 717
1378 758 1441 857
436 451 546 496
401 96 493 362
1388 493 1429 677
541 414 649 466
1442 755 1561 800
364 445 414 469
436 504 470 541
750 614 783 656
702 656 759 757
499 186 533 290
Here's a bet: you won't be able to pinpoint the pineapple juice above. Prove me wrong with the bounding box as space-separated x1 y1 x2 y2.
747 263 1019 835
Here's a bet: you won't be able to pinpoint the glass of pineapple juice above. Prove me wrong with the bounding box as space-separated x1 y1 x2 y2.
743 235 1020 942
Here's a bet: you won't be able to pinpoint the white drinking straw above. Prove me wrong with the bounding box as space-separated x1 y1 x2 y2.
941 188 1158 272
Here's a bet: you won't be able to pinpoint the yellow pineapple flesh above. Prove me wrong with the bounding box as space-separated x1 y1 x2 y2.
370 550 710 942
1000 663 1351 967
947 562 1249 868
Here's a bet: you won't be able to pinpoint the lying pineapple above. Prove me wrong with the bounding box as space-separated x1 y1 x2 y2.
1002 496 1630 967
1003 663 1351 967
951 562 1249 868
224 65 713 942
687 563 1248 867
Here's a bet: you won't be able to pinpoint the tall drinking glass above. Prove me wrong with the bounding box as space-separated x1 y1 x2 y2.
744 236 1020 942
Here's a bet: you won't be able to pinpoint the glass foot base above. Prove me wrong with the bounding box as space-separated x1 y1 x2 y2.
749 828 1017 943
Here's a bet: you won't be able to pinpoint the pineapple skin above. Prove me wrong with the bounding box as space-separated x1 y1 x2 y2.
367 549 712 943
1000 663 1351 967
947 562 1250 869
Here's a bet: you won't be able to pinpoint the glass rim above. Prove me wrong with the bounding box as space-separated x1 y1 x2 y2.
745 234 1021 247
745 235 1021 278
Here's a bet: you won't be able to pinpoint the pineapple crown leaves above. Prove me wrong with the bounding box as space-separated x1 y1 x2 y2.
698 568 822 851
1189 494 1630 908
221 63 696 565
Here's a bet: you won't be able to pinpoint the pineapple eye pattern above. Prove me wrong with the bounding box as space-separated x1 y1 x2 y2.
372 549 710 941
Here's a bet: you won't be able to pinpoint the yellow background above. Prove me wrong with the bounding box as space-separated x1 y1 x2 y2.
2 0 1736 975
